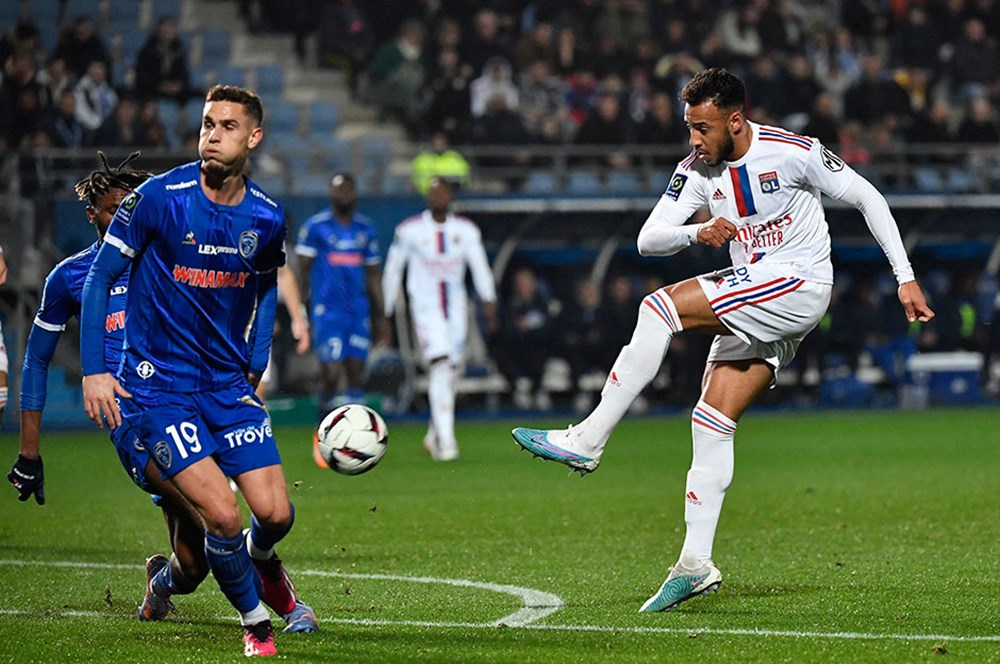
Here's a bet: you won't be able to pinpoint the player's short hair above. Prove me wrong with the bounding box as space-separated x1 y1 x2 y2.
74 151 152 205
330 172 356 188
681 68 747 112
205 83 264 126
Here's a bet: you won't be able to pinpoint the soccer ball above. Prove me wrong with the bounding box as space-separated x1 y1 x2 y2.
316 404 389 475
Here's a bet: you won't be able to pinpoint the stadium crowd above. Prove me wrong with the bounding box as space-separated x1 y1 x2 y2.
0 0 997 411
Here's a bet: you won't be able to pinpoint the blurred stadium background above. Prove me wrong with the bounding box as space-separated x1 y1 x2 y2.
1 0 998 429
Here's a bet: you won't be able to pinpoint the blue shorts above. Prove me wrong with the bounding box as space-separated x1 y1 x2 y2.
121 383 281 480
108 410 164 506
313 315 371 364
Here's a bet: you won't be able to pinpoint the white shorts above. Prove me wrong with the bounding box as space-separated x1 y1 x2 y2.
697 263 831 372
412 307 467 365
0 319 7 373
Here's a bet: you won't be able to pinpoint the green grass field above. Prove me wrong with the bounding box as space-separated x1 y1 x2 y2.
1 408 998 663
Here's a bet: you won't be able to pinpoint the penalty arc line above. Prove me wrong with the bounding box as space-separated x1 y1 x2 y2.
0 560 997 642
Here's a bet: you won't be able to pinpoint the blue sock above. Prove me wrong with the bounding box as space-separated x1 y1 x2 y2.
204 530 259 613
344 388 365 404
249 502 295 557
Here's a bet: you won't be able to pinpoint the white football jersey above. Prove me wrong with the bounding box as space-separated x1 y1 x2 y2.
382 210 497 319
651 121 870 285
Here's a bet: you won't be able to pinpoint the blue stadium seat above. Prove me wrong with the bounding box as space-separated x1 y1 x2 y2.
0 4 20 22
213 64 247 88
152 0 183 21
107 0 141 26
266 101 302 135
251 174 288 197
295 173 335 196
567 170 603 194
157 101 182 146
119 29 148 65
606 171 644 193
71 0 103 19
523 171 557 193
30 0 62 23
183 97 205 130
319 142 353 174
307 102 339 134
256 64 285 97
201 29 231 64
357 136 391 171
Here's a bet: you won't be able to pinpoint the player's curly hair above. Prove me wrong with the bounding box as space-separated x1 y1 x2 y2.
681 68 747 112
74 151 153 205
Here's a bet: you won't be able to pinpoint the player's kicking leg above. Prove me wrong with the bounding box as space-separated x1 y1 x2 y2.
513 284 702 473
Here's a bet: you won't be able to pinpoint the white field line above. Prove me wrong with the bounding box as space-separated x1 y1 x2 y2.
0 559 997 642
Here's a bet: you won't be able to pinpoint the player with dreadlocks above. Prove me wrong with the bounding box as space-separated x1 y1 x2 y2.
6 151 318 634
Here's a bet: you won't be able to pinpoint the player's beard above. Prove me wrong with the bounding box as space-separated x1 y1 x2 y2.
201 153 246 186
705 132 736 167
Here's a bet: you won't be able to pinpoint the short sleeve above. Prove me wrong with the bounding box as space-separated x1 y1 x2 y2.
34 267 78 332
294 218 320 258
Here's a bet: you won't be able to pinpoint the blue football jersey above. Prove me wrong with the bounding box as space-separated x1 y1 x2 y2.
103 161 287 393
34 243 129 374
294 210 380 319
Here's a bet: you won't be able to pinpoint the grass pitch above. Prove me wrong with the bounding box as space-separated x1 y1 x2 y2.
1 408 998 662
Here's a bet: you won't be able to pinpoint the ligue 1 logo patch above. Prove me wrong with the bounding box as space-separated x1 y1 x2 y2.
665 173 688 201
113 191 142 226
758 171 780 193
152 440 173 469
239 230 260 259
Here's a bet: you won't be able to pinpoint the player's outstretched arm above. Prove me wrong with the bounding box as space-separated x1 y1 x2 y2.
898 281 935 323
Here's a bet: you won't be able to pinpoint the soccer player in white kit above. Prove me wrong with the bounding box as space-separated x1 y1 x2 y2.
513 68 935 612
383 178 498 461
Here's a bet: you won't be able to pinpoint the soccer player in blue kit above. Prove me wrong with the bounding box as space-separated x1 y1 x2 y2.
294 172 389 466
6 152 316 639
80 85 310 657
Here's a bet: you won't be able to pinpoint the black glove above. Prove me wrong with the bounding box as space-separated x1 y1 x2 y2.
8 455 45 505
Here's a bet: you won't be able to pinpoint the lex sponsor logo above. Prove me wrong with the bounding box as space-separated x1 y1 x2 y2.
198 244 239 255
165 180 198 191
110 285 128 296
223 418 273 449
172 264 249 288
136 361 156 379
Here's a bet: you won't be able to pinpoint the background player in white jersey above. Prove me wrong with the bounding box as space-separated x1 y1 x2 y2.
382 178 498 461
513 68 934 612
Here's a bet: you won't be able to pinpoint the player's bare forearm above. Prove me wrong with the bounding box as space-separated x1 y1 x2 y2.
898 280 935 323
18 410 42 459
82 373 131 429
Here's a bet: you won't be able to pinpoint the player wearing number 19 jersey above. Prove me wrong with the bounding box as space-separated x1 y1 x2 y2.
512 68 935 613
80 85 313 656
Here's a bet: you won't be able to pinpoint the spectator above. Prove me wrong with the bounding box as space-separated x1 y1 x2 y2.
496 267 559 411
411 130 471 194
53 16 112 80
743 54 786 119
47 89 87 148
891 6 944 73
467 95 532 187
802 92 841 147
759 0 807 57
780 54 822 120
633 91 686 164
136 100 171 147
554 25 584 76
422 47 471 137
511 21 556 73
462 9 510 78
843 54 911 125
315 0 373 95
556 278 613 412
36 56 73 110
716 1 764 66
948 17 1000 100
517 59 568 139
364 19 427 136
95 98 141 147
470 56 518 118
73 60 117 132
956 96 1000 143
135 17 196 104
564 68 599 127
574 92 630 169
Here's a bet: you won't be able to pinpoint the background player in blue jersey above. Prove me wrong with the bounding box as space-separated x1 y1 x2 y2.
80 85 311 657
294 172 389 466
6 152 316 637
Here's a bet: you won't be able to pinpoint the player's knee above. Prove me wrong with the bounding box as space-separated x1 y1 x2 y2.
202 504 244 537
252 502 293 532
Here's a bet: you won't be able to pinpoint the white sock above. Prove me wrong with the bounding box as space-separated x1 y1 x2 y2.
239 602 270 626
427 361 456 449
679 400 736 569
245 529 272 561
576 289 682 453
